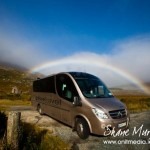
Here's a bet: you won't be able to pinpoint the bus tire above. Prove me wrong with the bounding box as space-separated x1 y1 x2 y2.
76 118 90 139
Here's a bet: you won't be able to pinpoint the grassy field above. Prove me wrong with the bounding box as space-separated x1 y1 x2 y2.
0 99 31 111
0 99 31 106
117 95 150 112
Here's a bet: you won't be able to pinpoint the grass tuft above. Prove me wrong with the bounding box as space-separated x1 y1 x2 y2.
20 122 69 150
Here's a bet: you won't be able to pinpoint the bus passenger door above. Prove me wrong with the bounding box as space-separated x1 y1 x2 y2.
56 74 79 126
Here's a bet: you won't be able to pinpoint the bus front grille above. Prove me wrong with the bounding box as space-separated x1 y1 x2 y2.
109 109 126 119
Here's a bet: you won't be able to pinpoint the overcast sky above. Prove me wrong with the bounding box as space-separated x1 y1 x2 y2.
0 0 150 87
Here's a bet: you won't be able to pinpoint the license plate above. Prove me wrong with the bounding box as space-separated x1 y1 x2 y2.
118 122 126 128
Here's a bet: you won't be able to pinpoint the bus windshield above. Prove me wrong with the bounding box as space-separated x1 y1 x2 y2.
75 78 113 98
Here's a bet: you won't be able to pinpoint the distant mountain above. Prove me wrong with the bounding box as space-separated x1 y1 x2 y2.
0 62 44 94
0 61 28 71
110 82 150 95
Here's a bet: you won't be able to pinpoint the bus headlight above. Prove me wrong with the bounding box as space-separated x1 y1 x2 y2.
92 108 108 119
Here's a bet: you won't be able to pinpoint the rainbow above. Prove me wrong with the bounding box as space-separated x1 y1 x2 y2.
30 57 150 95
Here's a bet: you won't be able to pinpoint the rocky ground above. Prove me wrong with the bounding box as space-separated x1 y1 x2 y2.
11 106 150 150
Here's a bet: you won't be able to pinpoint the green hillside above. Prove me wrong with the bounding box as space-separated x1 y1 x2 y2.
0 64 42 100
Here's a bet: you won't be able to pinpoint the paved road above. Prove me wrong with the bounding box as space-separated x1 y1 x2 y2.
10 106 150 150
9 106 33 111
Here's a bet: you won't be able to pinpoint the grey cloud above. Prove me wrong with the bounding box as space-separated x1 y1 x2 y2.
0 31 50 68
38 36 150 87
0 30 150 87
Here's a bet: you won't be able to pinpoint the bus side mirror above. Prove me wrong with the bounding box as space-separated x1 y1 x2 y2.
73 96 82 106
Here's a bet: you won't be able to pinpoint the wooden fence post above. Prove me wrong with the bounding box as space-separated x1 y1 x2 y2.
7 111 21 150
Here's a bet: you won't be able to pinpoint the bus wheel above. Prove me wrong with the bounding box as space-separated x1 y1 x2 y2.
37 104 43 115
76 118 90 139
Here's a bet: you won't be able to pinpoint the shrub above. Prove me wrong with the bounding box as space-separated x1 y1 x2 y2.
40 134 69 150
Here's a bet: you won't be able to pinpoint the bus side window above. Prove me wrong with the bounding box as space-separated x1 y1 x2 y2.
56 74 78 102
